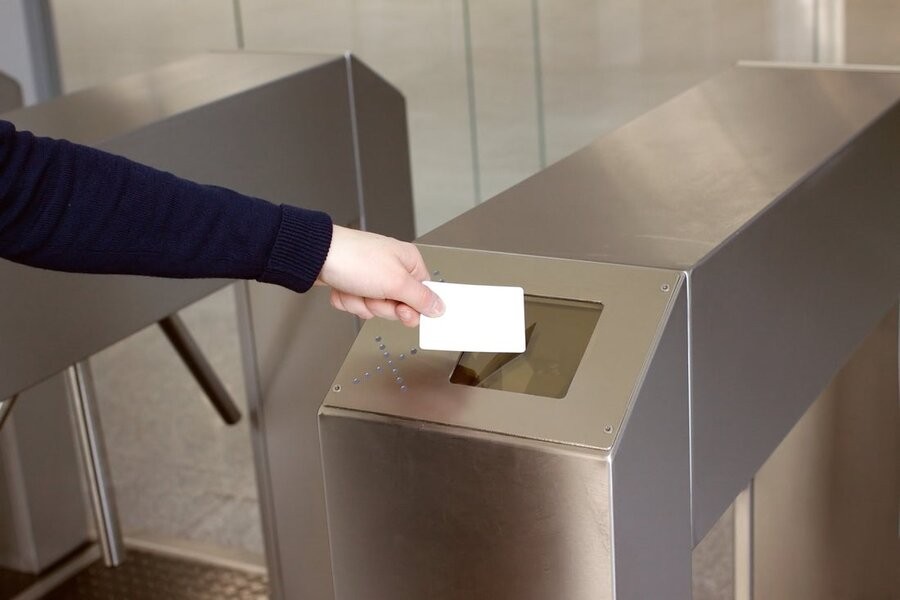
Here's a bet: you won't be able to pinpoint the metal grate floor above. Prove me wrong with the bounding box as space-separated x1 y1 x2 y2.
39 550 267 600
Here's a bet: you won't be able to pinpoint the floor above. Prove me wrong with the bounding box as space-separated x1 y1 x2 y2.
7 1 900 598
41 549 267 600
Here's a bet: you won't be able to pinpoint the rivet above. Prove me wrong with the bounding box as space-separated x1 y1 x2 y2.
332 384 342 393
392 368 399 374
352 378 360 384
399 353 405 360
660 283 670 293
379 344 386 351
376 365 383 373
364 372 371 378
400 385 408 392
375 336 382 342
604 425 613 434
410 348 418 355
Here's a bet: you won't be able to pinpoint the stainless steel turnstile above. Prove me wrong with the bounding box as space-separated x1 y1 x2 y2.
1 51 414 600
319 65 900 599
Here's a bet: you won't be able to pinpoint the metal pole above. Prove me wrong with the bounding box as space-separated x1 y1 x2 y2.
67 361 126 567
158 314 242 425
231 0 245 50
461 0 482 204
530 0 547 170
734 480 754 600
21 0 63 101
0 394 17 430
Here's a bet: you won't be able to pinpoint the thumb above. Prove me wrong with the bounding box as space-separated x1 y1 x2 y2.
394 276 445 318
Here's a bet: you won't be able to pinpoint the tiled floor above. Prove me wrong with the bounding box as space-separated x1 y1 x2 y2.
26 2 900 599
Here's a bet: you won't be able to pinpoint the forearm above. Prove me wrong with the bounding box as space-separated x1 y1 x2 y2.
0 120 332 292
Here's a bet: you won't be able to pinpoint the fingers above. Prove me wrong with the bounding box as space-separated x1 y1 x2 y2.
396 277 445 318
332 291 406 323
396 241 431 282
395 303 420 327
364 297 400 321
331 290 374 320
392 242 443 317
323 231 443 326
332 290 421 328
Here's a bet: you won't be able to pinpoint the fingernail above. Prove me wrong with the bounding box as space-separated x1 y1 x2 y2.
397 305 413 321
429 296 445 317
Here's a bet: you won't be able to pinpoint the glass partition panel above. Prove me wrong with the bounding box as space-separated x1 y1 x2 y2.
240 0 478 235
533 1 805 166
50 0 238 93
466 0 543 201
846 1 900 64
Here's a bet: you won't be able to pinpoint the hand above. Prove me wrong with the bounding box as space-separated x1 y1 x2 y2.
317 225 444 327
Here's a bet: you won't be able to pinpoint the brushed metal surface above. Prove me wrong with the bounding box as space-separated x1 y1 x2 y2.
66 362 125 567
324 245 681 450
0 52 355 400
239 284 356 600
421 65 900 543
320 411 614 600
610 284 692 599
0 71 22 114
688 92 900 541
421 66 900 269
0 50 407 600
346 56 415 241
3 52 334 144
0 374 89 573
235 54 415 600
751 306 899 599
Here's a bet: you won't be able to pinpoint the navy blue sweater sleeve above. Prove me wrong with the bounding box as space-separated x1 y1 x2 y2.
0 120 333 293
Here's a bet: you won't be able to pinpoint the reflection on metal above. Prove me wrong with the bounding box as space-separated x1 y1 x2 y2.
751 306 899 597
0 71 23 113
158 314 241 425
733 482 754 600
814 0 845 64
66 362 126 568
0 394 17 430
738 60 900 73
322 66 900 598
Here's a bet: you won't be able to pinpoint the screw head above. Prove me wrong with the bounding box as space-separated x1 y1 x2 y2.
333 384 342 393
604 425 613 434
660 283 671 292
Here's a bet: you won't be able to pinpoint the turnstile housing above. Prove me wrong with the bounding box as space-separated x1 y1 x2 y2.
319 65 900 599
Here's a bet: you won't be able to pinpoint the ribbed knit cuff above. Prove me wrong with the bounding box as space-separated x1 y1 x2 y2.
258 205 333 293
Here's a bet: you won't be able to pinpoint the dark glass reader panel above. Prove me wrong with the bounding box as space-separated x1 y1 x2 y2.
450 297 602 398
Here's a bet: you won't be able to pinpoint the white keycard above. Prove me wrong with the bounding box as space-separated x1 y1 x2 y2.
419 281 526 353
